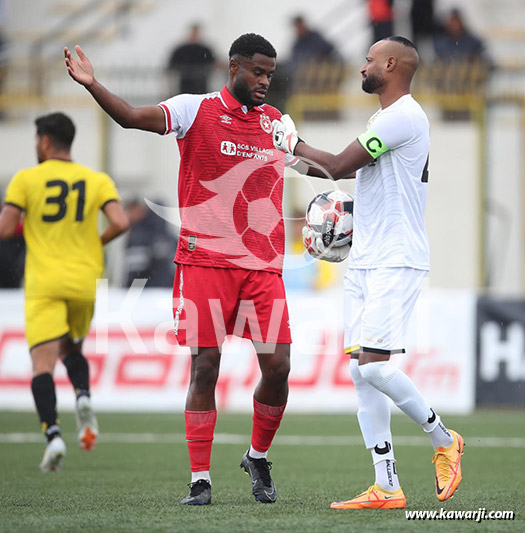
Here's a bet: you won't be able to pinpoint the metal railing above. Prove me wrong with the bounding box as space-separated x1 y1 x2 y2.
28 0 146 94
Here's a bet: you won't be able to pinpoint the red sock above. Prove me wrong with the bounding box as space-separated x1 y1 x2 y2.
185 410 217 472
251 398 286 453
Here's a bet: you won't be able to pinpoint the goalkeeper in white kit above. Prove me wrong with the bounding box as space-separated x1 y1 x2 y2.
273 36 464 509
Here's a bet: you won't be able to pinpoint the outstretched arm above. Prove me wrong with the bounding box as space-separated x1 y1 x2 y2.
64 45 166 134
293 159 356 180
295 140 372 180
273 115 372 180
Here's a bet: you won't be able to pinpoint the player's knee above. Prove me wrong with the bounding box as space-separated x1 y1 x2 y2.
359 361 396 390
32 365 54 379
349 358 366 387
263 358 290 385
31 356 55 376
191 359 220 392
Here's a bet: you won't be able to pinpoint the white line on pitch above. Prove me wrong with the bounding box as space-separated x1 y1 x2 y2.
0 433 524 448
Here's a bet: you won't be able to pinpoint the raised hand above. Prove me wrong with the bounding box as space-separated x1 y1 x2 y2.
64 45 94 87
272 114 302 154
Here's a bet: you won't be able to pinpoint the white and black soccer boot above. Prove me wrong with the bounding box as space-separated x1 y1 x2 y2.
75 395 98 451
39 435 66 472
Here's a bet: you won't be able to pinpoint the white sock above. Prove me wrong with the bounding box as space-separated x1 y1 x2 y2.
359 361 432 425
191 471 211 484
350 360 401 489
249 445 268 459
374 459 400 492
350 359 392 450
359 361 456 450
423 412 454 449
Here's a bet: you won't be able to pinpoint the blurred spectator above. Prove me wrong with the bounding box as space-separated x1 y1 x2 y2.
410 0 437 61
432 8 491 119
124 199 178 287
288 16 344 118
433 8 489 64
166 23 215 95
0 195 25 288
367 0 395 43
289 16 338 77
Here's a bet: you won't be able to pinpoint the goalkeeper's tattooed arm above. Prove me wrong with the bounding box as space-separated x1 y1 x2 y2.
292 159 355 180
273 114 366 180
294 140 373 181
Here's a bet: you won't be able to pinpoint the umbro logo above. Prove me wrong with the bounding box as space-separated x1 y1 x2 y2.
220 114 232 125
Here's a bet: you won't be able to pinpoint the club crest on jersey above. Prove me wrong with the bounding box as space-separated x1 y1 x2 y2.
260 114 272 133
220 114 232 125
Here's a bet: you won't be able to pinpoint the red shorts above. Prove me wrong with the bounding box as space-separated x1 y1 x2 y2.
172 264 292 347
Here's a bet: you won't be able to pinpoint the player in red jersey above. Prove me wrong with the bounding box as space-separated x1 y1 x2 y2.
65 34 299 505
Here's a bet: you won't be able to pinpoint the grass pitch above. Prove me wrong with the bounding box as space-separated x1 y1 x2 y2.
0 410 523 532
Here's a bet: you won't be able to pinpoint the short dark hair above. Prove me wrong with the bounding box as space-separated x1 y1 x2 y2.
229 33 276 60
383 36 417 50
35 112 76 150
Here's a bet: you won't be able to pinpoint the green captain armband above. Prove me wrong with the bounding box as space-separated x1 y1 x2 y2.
357 129 390 159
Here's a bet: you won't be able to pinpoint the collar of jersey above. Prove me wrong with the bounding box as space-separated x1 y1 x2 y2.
220 86 264 113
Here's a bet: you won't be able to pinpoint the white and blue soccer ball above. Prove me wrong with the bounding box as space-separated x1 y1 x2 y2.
305 190 354 248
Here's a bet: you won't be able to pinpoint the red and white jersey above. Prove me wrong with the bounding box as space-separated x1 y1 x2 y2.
159 86 297 274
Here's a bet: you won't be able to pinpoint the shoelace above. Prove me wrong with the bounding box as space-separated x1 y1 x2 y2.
432 449 453 481
188 480 210 496
251 458 273 485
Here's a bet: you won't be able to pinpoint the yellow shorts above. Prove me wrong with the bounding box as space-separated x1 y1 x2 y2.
25 298 95 349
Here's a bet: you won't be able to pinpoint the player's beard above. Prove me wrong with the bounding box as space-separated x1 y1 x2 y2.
232 77 263 107
362 72 384 94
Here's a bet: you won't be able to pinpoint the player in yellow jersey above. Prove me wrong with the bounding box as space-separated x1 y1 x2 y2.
0 112 129 471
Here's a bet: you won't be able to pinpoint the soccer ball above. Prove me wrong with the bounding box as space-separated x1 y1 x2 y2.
305 190 353 248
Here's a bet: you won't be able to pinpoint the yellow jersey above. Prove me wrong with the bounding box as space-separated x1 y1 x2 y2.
4 159 120 300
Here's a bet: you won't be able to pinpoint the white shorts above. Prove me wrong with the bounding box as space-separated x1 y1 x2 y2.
343 267 428 355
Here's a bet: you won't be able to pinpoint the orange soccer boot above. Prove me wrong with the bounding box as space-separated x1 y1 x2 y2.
432 429 465 501
330 484 406 510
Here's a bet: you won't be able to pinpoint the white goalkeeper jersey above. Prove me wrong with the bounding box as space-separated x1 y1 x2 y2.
348 94 430 270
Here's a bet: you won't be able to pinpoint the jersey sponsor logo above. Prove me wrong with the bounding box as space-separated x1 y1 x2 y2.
188 235 197 251
260 114 272 133
220 114 232 125
220 141 237 156
365 335 385 344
